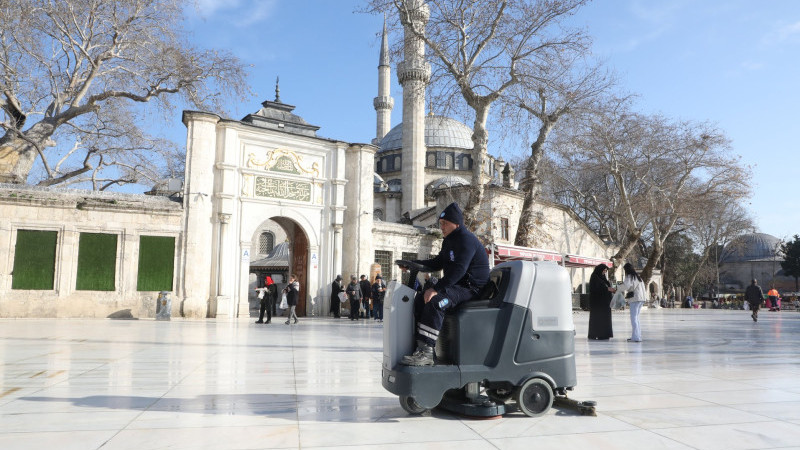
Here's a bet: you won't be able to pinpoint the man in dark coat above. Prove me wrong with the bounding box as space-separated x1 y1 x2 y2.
745 278 764 322
346 275 362 321
372 274 386 322
359 275 372 318
400 202 490 366
330 275 343 318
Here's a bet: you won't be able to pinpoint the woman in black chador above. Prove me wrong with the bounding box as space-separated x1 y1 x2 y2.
588 263 616 340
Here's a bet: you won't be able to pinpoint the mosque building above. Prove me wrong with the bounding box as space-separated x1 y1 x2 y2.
0 8 648 319
719 232 792 292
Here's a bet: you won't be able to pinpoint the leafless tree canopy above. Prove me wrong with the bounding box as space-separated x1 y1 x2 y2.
364 0 590 226
550 96 752 281
0 0 250 188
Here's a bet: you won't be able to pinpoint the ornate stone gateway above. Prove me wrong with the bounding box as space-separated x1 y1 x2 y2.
179 98 376 318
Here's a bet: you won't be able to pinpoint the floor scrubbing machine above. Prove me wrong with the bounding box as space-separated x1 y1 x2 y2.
382 259 595 417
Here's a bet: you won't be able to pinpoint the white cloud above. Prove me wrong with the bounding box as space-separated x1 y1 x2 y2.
762 20 800 45
777 21 800 41
192 0 277 26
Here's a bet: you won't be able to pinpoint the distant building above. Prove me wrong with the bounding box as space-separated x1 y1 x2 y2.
720 232 791 291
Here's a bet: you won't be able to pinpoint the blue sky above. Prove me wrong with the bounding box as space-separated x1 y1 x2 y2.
178 0 800 241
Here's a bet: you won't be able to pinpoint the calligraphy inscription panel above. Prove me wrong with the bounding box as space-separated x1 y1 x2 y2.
255 177 311 202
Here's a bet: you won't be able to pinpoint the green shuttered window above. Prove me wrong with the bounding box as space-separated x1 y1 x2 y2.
137 236 175 291
12 230 57 290
76 233 118 291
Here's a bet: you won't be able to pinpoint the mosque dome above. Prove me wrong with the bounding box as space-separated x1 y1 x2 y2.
378 115 473 152
720 232 782 263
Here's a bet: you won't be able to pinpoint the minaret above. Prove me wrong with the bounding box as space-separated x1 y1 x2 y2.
398 0 430 214
373 18 394 144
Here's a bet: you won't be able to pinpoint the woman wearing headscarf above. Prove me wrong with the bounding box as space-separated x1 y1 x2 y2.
588 263 615 340
621 263 646 342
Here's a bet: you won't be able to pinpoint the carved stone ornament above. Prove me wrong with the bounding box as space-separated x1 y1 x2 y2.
247 148 320 177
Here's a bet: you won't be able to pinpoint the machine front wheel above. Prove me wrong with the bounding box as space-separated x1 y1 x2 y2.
516 378 553 417
399 396 428 415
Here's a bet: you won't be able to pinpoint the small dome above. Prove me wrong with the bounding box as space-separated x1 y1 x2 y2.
378 115 473 152
428 175 470 190
720 233 782 263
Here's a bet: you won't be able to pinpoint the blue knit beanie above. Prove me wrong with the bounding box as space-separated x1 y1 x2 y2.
439 202 463 226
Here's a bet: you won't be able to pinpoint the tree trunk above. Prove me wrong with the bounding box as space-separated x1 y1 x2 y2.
515 119 552 247
640 240 663 285
463 105 490 229
0 120 59 183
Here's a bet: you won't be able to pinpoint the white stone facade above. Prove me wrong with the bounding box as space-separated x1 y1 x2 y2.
0 187 183 318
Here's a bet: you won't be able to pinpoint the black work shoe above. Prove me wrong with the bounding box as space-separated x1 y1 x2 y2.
400 346 434 366
255 320 263 324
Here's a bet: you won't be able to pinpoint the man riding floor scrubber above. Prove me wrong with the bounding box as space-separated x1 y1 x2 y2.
382 259 595 417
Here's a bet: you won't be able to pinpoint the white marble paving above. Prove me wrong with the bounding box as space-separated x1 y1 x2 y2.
1 309 799 449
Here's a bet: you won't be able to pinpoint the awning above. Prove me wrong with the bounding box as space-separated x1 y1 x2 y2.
489 244 563 263
564 254 612 268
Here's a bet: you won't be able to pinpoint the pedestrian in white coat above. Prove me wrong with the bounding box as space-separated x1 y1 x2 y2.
621 263 647 342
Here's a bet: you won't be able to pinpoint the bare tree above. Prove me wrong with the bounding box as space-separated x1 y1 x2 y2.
551 96 751 283
0 0 249 187
501 57 614 247
552 96 652 269
681 199 753 294
365 0 590 227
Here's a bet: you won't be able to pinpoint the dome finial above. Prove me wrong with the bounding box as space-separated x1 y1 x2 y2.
275 76 281 103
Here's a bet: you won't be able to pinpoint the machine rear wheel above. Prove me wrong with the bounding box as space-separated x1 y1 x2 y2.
399 396 428 415
516 378 553 417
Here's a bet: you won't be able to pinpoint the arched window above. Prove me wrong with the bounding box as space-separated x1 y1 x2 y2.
436 151 448 169
426 152 436 167
458 154 472 170
259 232 274 255
374 209 384 221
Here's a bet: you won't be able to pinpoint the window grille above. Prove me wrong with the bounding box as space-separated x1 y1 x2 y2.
375 250 392 281
11 230 57 290
76 233 118 291
259 232 275 255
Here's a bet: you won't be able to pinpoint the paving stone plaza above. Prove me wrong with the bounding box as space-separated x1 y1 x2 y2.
1 309 799 449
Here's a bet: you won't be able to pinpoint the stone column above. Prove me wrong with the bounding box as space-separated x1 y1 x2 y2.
342 144 377 278
398 0 430 214
180 111 220 318
214 212 231 317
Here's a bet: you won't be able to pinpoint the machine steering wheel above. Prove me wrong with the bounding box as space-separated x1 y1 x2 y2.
395 259 434 289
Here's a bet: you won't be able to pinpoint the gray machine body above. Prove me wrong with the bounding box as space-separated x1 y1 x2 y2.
382 260 577 409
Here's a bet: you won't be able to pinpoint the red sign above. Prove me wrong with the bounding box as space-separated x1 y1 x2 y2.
491 244 563 262
565 255 612 268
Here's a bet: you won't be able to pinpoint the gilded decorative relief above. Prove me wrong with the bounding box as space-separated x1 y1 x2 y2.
246 148 320 177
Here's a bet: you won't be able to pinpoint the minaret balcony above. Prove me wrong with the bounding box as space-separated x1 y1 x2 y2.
397 60 431 84
373 96 395 110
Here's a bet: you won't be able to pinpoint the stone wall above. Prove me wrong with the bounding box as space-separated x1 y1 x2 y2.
0 185 183 318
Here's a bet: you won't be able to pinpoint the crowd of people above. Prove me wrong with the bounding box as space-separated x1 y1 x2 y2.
328 272 386 321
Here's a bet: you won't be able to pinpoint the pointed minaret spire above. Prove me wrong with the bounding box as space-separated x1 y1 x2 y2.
275 76 281 103
379 15 390 68
373 16 394 144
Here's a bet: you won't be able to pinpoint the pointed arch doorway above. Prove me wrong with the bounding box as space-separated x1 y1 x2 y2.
250 216 309 317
